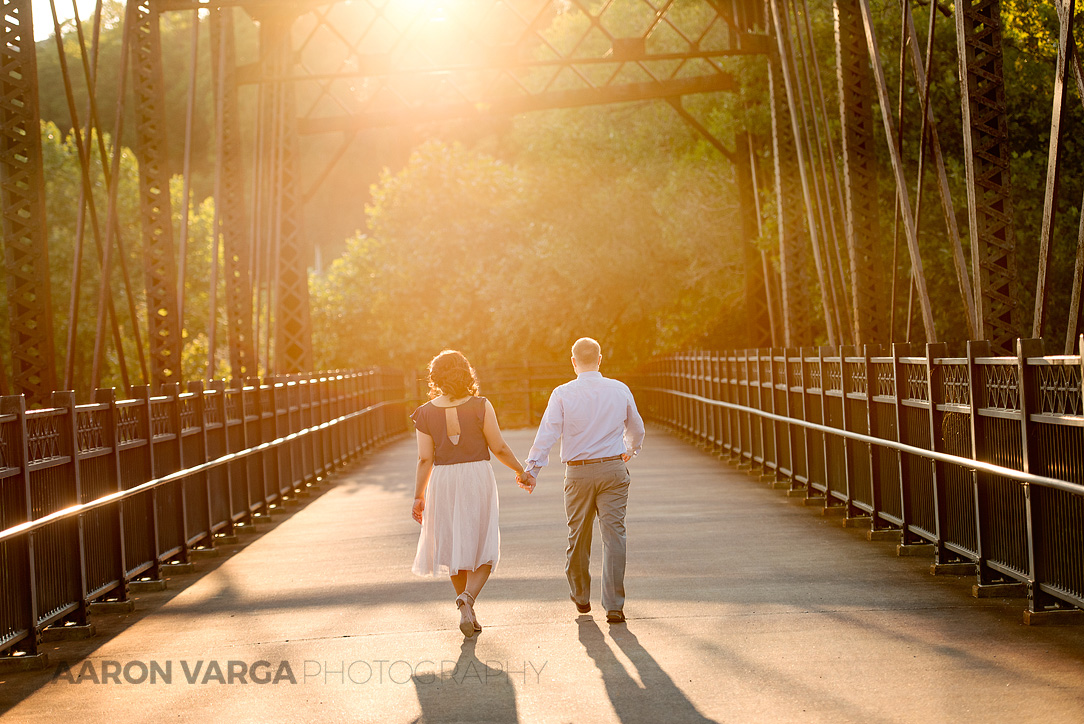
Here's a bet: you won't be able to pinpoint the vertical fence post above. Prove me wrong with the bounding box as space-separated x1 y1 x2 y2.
51 390 90 625
670 355 679 434
132 386 162 578
710 351 723 456
966 339 998 588
187 380 213 546
93 387 129 601
783 348 799 489
838 345 858 516
2 395 39 655
925 342 951 566
863 345 885 530
753 348 766 475
703 351 714 451
816 345 831 507
761 347 775 480
693 351 703 445
700 350 711 446
738 350 750 466
210 380 236 535
891 343 917 545
799 346 815 498
345 373 358 459
164 382 189 561
1017 337 1053 615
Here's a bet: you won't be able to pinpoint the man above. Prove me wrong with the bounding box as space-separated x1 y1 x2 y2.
520 337 646 623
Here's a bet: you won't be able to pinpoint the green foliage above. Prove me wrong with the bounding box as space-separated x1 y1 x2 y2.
23 0 1084 393
312 120 742 373
8 121 221 394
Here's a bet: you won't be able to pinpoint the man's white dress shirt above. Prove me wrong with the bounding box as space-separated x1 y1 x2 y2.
525 371 646 478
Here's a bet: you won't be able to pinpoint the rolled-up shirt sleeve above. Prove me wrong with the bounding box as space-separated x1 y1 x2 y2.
625 393 646 457
526 390 564 474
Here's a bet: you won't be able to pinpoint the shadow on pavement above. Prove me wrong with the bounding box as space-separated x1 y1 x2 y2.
578 617 717 724
411 636 518 724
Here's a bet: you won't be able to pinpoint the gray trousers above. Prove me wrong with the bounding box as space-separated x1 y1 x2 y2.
563 459 630 612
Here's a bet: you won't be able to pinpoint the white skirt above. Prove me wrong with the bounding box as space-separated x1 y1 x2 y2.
412 460 500 577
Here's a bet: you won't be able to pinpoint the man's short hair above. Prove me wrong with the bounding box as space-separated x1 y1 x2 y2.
572 337 602 366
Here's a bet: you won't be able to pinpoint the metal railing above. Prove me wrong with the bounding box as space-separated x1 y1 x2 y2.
0 369 409 657
633 340 1084 618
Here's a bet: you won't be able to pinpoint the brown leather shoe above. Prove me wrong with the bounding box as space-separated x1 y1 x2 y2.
606 610 625 624
571 594 591 614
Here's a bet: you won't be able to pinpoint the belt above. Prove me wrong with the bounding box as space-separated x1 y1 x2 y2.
566 455 624 466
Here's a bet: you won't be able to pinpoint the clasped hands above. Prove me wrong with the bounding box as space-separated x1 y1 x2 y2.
515 470 536 494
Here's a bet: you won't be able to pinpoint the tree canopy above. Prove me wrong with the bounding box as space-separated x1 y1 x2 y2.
18 1 1084 389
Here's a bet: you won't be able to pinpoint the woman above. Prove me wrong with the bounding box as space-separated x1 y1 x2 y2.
411 350 530 637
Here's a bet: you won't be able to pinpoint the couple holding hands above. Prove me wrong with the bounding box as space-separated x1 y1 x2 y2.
410 338 646 637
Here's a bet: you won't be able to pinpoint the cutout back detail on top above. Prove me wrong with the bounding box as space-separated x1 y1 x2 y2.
445 406 461 445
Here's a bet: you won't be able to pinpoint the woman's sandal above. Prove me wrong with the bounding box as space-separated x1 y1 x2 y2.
455 592 479 637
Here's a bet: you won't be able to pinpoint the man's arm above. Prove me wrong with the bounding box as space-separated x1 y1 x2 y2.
624 392 646 459
524 389 563 480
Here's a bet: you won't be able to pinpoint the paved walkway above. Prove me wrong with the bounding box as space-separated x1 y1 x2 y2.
3 427 1084 723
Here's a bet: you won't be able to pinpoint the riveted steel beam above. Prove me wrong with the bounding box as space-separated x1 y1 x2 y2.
956 0 1017 353
211 8 257 379
132 1 182 390
0 0 57 403
834 0 883 344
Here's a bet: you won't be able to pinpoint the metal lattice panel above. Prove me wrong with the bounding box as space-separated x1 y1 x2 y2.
25 413 61 464
809 358 822 390
788 359 803 387
0 0 57 403
941 363 971 407
291 0 748 132
905 363 929 402
1038 364 1083 416
874 361 895 398
825 359 843 392
75 409 107 453
956 0 1017 353
211 9 257 379
982 363 1020 411
132 1 182 390
847 359 867 395
834 0 883 344
116 404 143 445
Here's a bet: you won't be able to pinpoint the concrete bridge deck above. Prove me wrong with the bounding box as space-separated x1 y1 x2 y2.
2 427 1083 723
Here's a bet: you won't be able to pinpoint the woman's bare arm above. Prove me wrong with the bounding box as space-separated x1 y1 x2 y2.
482 400 525 476
413 431 435 523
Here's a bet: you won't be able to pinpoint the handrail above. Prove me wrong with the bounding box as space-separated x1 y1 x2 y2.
0 398 406 545
643 386 1084 497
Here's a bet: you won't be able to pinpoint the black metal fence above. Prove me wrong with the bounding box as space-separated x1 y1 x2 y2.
0 369 408 657
634 341 1084 619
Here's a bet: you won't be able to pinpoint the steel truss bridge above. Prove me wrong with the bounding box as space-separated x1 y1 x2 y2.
2 0 1084 660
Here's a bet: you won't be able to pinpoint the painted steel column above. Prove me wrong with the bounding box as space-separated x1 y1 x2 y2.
211 8 257 379
767 21 814 347
956 0 1018 353
258 12 313 375
132 1 182 390
0 0 57 403
833 0 883 344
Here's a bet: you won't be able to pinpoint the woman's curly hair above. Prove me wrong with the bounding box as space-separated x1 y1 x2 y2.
427 350 479 399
